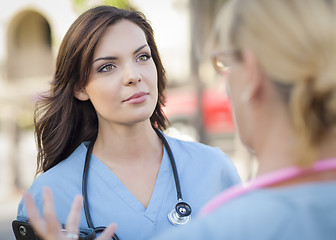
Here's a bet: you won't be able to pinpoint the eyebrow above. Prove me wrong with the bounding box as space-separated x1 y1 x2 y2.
93 44 149 63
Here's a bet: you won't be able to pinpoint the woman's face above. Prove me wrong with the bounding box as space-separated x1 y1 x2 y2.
227 56 248 141
216 50 251 146
78 20 158 128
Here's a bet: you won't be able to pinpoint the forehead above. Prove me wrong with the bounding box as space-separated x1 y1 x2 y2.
93 19 148 57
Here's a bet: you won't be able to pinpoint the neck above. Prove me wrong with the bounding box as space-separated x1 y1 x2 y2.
316 130 336 161
256 131 336 175
256 142 297 176
251 109 298 176
93 121 162 165
254 128 336 184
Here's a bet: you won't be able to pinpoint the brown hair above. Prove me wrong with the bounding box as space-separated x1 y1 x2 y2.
35 6 168 174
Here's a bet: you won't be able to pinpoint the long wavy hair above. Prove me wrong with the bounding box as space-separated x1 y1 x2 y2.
35 6 168 174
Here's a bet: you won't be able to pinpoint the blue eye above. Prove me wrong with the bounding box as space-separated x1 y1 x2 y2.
137 54 151 62
98 64 115 72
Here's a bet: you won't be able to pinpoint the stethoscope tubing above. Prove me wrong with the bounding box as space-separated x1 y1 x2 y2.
82 128 189 240
82 133 95 230
153 128 183 200
82 133 120 239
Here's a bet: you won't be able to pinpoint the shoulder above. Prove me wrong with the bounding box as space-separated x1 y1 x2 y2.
163 133 241 184
164 133 229 161
195 183 336 239
33 142 87 186
153 183 336 240
17 143 87 219
164 133 239 174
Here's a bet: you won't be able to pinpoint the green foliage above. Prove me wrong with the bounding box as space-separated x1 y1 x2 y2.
104 0 130 9
73 0 133 12
74 0 86 5
73 0 89 12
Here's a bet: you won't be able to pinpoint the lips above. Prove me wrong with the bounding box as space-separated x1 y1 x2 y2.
122 91 149 103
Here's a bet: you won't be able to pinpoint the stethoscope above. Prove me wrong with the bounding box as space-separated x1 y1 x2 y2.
82 128 192 240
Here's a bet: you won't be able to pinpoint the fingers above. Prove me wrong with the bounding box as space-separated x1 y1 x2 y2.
65 195 83 235
24 188 86 240
24 192 48 237
96 224 118 240
42 187 62 236
24 188 92 240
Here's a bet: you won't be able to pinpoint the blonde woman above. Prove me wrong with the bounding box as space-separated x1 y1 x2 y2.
153 0 336 239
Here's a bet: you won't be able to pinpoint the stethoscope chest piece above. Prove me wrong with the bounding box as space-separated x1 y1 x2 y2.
168 201 192 225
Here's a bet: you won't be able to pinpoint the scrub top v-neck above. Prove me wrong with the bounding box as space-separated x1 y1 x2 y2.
87 142 172 222
16 132 241 239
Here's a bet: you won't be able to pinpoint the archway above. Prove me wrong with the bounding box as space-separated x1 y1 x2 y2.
4 10 53 191
7 10 52 80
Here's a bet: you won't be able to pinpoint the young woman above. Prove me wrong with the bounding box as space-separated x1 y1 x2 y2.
14 6 240 240
153 0 336 239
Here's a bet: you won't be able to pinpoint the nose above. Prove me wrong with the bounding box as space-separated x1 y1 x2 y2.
123 62 141 85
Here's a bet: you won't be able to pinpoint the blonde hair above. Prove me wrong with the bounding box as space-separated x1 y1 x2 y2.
221 0 336 165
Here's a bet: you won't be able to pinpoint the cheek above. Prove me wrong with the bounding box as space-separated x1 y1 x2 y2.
144 62 159 91
85 78 120 108
228 73 254 148
150 61 158 84
227 71 246 137
151 75 159 104
227 74 240 109
227 64 247 106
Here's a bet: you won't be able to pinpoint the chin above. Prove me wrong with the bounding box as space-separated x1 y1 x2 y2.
122 103 157 125
127 112 154 125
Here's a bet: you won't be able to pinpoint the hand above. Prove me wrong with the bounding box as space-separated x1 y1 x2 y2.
24 187 117 240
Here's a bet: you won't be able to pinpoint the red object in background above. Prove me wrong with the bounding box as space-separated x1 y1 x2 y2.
202 88 235 134
163 86 235 135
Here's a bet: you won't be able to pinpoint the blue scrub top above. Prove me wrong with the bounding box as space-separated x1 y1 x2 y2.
17 133 241 239
152 181 336 240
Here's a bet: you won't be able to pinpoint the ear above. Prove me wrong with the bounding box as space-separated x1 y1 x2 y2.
241 50 265 102
74 85 89 101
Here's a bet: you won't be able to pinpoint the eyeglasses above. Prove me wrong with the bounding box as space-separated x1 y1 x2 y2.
211 50 241 75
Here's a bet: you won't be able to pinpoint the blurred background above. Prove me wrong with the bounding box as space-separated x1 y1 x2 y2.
0 0 257 238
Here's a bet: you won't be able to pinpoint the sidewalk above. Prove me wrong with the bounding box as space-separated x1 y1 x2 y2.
0 191 23 239
0 130 36 239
